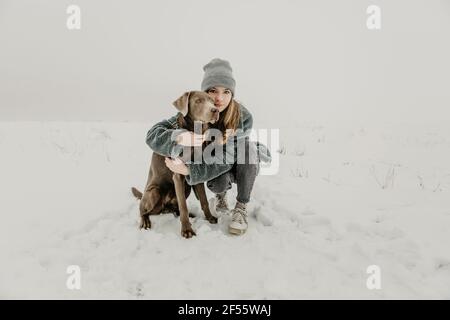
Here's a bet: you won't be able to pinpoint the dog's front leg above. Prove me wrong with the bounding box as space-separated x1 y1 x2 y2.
193 183 218 224
173 173 196 238
139 194 152 230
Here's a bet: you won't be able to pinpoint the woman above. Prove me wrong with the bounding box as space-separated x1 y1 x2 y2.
146 58 271 235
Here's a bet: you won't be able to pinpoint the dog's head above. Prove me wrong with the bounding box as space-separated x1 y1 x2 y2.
173 91 220 125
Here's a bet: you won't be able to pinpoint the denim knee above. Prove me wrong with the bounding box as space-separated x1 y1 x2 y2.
206 173 233 194
236 138 259 165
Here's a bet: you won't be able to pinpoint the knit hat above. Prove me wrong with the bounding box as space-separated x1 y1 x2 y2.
201 58 236 95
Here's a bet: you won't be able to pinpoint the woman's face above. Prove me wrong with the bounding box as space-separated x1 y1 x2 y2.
206 87 232 113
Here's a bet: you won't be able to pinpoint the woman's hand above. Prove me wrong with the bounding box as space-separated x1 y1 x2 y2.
176 132 205 147
165 157 190 175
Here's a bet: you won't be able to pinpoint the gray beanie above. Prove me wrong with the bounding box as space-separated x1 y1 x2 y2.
201 58 236 95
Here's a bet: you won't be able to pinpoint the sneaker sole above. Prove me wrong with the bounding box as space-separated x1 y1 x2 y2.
229 226 247 235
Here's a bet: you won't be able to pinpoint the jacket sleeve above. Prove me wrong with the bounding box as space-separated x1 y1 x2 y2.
185 162 233 186
235 104 253 140
184 104 254 186
239 105 272 163
146 114 185 158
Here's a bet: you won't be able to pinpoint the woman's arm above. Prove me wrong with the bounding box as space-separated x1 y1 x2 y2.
235 104 253 140
184 104 254 185
146 114 185 158
185 162 233 186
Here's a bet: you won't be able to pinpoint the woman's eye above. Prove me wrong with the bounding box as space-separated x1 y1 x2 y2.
195 99 201 103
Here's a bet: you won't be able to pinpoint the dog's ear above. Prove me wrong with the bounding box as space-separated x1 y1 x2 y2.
173 91 191 116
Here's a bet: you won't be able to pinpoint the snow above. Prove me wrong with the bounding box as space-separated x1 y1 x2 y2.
1 121 450 299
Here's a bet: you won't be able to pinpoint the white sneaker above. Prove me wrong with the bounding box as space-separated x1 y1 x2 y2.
229 205 248 235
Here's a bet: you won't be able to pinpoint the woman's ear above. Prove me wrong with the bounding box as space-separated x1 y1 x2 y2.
173 92 191 116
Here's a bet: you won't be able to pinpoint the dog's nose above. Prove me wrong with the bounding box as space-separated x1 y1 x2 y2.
211 107 219 113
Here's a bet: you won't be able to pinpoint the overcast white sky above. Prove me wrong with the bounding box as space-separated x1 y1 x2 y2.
1 0 449 125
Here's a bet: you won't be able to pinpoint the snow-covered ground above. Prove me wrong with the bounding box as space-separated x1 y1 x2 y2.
1 121 449 299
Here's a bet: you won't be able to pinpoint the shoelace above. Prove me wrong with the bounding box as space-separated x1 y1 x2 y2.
231 207 247 224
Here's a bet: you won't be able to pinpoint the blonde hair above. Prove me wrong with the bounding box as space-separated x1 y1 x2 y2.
214 98 241 143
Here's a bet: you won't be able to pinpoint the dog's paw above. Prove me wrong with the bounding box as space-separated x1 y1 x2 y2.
181 224 196 239
206 215 218 224
139 215 152 230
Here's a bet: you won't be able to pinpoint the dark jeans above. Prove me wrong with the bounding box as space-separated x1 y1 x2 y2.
206 138 259 204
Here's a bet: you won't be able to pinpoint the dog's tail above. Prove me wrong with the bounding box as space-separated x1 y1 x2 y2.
131 187 143 200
